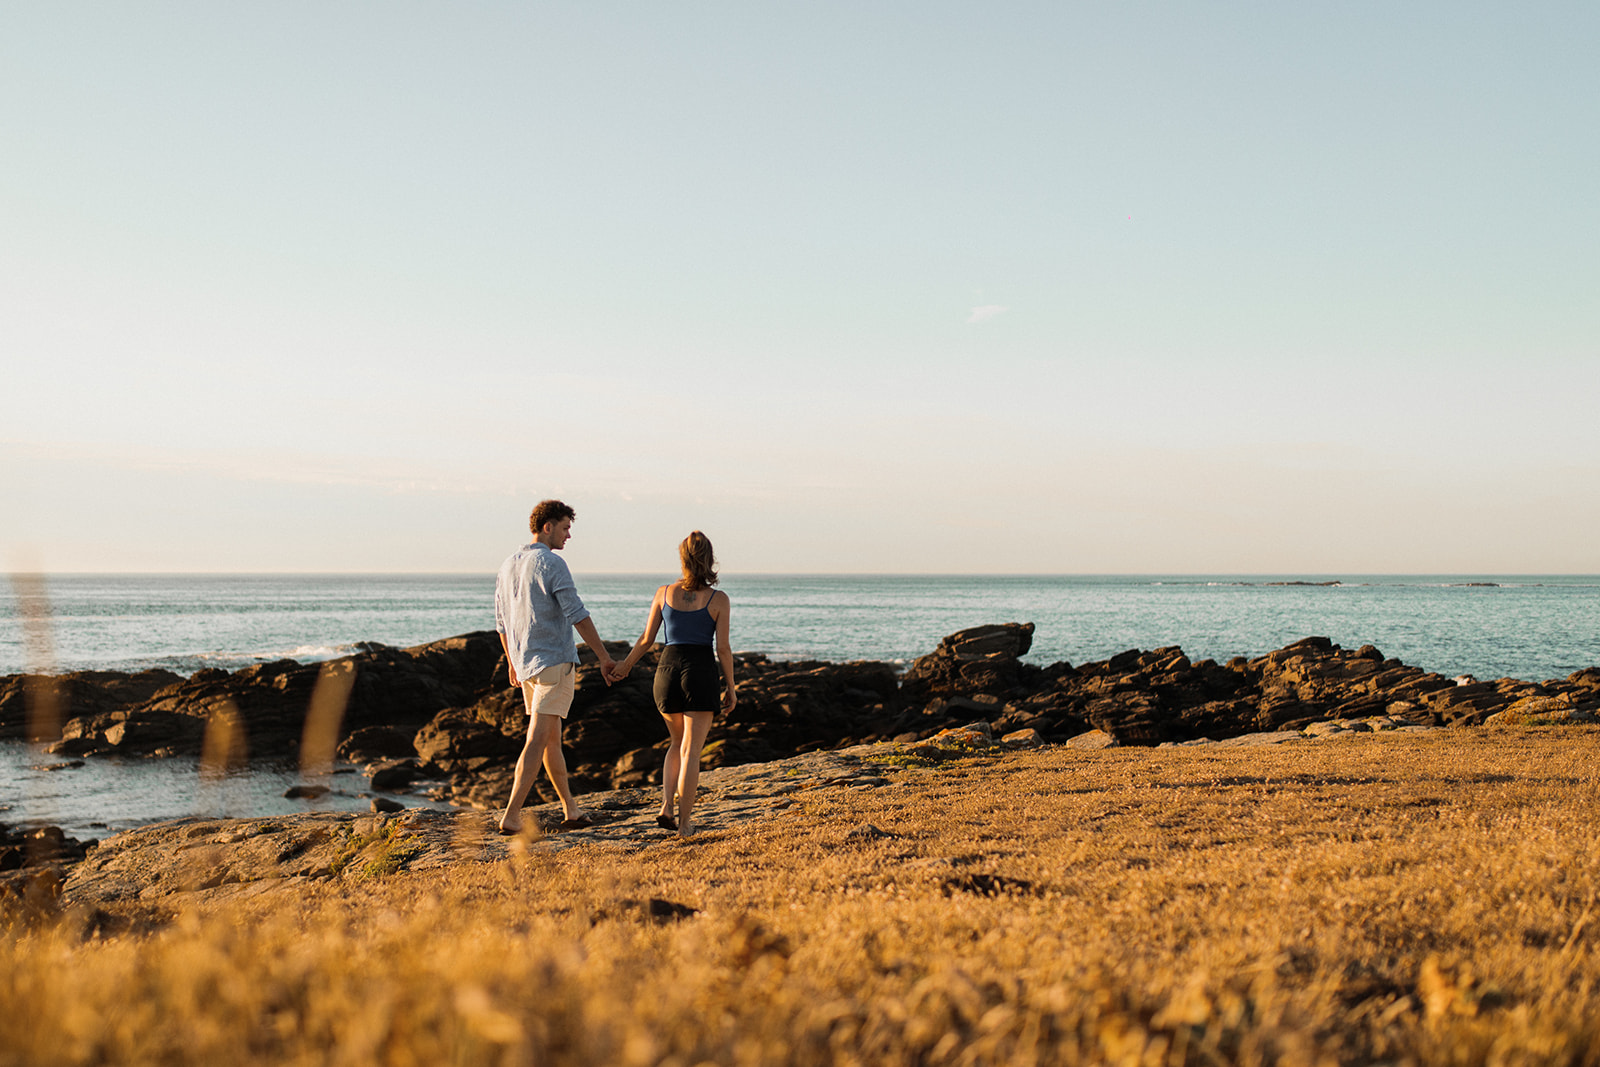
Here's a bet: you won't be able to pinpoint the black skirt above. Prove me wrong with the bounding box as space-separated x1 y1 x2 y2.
653 644 719 715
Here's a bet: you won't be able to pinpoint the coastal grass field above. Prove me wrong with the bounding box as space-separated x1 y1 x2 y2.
5 727 1600 1066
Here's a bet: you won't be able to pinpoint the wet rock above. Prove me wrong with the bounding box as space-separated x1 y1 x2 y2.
46 736 109 757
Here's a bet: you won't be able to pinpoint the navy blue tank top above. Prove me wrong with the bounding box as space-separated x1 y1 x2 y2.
662 592 717 646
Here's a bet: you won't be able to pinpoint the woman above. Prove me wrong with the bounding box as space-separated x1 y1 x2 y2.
609 531 736 837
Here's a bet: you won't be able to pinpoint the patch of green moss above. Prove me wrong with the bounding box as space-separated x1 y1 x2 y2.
330 822 425 881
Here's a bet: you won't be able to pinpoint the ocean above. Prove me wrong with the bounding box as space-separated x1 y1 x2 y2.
5 573 1598 838
4 573 1599 682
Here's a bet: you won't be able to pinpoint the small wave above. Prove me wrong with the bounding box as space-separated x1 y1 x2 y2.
196 643 366 665
280 644 365 662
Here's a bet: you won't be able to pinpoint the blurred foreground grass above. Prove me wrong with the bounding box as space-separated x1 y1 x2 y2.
5 727 1600 1066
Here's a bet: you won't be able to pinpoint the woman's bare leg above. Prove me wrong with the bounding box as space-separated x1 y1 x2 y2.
676 711 714 837
659 713 684 821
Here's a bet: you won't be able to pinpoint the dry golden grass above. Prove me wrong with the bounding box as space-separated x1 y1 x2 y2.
6 727 1600 1066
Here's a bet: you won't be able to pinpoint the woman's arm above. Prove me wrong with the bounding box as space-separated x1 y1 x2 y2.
713 591 736 713
612 586 666 679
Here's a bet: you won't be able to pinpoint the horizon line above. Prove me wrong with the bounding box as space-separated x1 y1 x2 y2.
8 570 1599 579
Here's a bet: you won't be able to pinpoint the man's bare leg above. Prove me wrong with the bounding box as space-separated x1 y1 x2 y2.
537 718 585 821
659 713 684 823
676 711 714 837
500 713 569 832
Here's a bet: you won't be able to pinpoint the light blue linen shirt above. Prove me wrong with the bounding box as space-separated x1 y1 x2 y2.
494 542 590 683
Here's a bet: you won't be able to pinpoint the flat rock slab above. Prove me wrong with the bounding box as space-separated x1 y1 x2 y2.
60 747 903 906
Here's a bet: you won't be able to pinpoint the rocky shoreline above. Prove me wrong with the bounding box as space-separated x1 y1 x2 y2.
4 622 1600 915
4 623 1599 838
6 624 1600 807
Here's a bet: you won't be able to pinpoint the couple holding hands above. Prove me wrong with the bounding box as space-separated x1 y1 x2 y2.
494 500 736 839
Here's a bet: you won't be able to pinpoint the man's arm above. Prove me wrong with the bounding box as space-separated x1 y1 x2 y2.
498 630 518 689
573 616 615 682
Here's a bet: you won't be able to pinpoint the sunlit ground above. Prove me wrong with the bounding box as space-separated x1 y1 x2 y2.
5 727 1600 1066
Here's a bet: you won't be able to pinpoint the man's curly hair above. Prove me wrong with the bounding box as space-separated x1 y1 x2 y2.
529 499 576 535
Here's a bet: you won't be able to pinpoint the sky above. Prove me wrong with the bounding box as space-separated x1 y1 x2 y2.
3 2 1597 575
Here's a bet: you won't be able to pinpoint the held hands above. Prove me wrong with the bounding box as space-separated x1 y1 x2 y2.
603 660 632 684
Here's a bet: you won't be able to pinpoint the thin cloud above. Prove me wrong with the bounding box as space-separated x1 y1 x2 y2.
966 304 1008 324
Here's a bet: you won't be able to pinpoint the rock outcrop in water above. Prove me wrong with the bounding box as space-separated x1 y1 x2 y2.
3 625 1599 813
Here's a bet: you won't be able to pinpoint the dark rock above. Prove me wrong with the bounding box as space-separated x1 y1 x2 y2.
414 711 521 767
0 865 64 918
34 632 508 760
0 669 183 741
900 623 1039 705
371 797 406 814
103 711 206 750
844 823 898 842
0 823 93 867
284 785 331 800
593 897 699 924
31 759 86 771
614 745 665 777
45 738 105 757
368 759 422 791
940 873 1040 897
338 726 417 763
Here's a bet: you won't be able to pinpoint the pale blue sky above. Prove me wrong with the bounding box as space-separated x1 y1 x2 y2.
4 3 1597 573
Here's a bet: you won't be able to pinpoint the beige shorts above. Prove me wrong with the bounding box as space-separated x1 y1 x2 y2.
520 662 576 719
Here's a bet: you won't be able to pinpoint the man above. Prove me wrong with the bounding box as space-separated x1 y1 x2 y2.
494 499 617 834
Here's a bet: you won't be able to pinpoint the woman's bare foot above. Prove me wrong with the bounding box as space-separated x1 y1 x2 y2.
497 814 522 836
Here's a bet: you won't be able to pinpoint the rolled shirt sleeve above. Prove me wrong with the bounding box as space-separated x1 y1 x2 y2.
546 563 590 629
